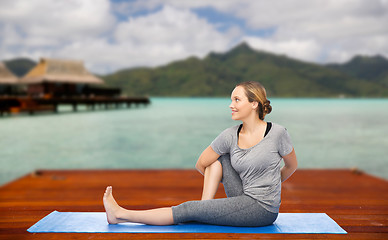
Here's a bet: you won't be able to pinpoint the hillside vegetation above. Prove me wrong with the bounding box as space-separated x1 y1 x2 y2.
4 43 388 97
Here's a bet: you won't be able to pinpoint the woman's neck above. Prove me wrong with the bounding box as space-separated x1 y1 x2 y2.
241 115 266 134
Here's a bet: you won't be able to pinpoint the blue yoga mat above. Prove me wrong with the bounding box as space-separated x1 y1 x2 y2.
27 211 346 234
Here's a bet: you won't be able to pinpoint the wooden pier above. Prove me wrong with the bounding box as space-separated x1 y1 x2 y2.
0 169 387 239
0 96 150 115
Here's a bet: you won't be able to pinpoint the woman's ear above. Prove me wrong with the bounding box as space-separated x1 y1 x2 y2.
251 101 259 110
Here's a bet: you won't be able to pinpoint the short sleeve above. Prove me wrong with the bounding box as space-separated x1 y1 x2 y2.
278 128 293 156
210 128 234 155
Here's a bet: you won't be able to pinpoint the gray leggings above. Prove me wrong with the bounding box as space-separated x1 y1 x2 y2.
172 154 278 227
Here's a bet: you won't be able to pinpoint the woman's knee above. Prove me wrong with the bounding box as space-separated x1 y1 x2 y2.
207 160 222 179
209 160 222 170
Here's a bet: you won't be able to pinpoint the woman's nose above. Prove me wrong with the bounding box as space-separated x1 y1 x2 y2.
229 102 234 109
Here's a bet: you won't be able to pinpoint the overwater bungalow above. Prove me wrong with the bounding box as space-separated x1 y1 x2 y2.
19 58 119 97
0 58 149 115
0 62 19 96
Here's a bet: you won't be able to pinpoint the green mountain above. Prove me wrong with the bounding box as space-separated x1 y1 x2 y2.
102 43 388 97
4 58 36 77
3 43 388 97
327 55 388 88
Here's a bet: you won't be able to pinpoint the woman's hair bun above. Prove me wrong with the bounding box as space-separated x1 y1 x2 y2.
263 100 272 115
236 81 272 120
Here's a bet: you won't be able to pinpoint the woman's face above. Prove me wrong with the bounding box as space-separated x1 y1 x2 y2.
229 86 257 121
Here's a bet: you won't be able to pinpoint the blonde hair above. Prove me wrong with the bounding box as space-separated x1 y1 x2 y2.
236 81 272 120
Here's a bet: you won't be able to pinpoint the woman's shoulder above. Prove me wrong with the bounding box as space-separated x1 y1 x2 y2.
270 122 289 135
218 124 240 136
226 124 241 132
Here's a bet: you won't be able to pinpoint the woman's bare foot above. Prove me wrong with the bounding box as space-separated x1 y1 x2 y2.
103 186 126 224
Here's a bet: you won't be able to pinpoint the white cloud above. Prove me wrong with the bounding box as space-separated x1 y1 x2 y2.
122 0 388 63
0 24 23 46
0 0 115 40
35 5 235 73
243 37 322 62
0 0 387 74
0 1 239 73
114 5 230 54
0 0 117 66
214 0 388 63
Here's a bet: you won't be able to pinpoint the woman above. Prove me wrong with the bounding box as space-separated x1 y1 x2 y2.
103 81 298 227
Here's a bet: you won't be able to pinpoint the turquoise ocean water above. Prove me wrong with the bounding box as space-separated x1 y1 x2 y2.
1 98 387 185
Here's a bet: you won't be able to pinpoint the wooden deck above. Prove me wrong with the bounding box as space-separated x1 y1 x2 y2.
0 96 150 115
0 169 387 239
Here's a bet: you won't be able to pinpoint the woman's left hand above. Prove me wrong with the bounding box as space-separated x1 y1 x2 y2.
281 148 298 182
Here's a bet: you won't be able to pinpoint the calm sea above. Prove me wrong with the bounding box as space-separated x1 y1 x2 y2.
1 98 387 185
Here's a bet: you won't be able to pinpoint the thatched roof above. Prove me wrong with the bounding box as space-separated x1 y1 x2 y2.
0 62 19 84
20 58 104 84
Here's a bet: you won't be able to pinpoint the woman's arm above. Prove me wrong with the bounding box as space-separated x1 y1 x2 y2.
195 146 220 175
281 148 298 182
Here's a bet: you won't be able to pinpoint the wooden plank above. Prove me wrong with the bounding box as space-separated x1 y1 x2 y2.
0 169 387 240
0 96 150 115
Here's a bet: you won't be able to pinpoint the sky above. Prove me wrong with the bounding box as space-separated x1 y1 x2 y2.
0 0 387 74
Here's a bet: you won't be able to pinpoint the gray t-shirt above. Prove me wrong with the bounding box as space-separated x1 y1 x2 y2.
210 123 293 213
